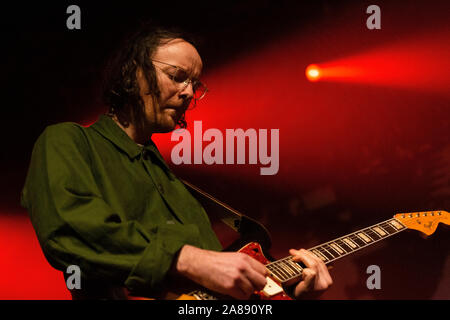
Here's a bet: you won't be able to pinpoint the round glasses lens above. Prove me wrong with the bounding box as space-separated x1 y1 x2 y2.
193 82 207 100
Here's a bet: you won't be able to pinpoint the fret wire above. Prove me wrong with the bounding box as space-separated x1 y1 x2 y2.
333 241 346 254
346 236 360 248
312 248 330 261
322 244 339 258
270 268 287 282
287 258 303 273
364 230 381 243
275 260 292 277
348 237 360 248
335 239 353 253
388 218 407 230
282 260 303 280
369 226 385 236
382 221 394 229
267 259 302 283
318 247 334 260
378 223 395 235
375 224 390 236
324 243 339 256
266 264 285 280
333 238 354 251
280 260 297 276
266 257 288 269
326 242 346 257
341 236 359 249
353 233 365 240
381 220 399 230
351 234 368 247
267 218 407 278
356 230 374 238
379 222 396 234
364 228 381 240
282 265 301 280
270 264 287 280
311 247 339 258
359 230 375 242
281 258 303 280
354 231 373 244
335 238 352 251
332 219 405 262
271 261 290 280
307 218 406 264
285 258 302 274
380 219 403 232
347 235 366 246
381 226 391 236
329 242 345 255
381 221 398 234
391 218 406 226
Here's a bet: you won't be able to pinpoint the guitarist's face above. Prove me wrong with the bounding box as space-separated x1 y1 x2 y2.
137 38 204 133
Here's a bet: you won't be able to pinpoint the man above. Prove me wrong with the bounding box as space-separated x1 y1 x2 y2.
21 25 332 300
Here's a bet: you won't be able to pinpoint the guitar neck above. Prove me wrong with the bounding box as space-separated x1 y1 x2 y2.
265 217 407 285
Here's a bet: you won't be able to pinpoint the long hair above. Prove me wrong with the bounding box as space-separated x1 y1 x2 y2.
102 23 197 131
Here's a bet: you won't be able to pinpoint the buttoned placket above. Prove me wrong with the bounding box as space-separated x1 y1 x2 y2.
139 147 165 196
139 145 192 232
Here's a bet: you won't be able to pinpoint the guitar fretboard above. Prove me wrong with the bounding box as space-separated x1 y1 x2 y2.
265 218 407 284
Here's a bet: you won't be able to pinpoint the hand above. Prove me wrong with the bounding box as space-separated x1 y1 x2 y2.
174 245 268 300
289 248 333 299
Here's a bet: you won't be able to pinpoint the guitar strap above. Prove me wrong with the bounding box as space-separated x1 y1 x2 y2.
181 179 272 251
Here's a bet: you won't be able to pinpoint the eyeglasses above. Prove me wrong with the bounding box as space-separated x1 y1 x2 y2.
151 59 208 101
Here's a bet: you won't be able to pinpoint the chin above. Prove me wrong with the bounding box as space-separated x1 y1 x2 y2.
158 120 178 133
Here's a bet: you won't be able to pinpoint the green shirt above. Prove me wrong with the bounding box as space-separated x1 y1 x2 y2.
20 114 222 296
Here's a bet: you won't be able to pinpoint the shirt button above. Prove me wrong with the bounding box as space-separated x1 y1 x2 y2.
157 183 165 194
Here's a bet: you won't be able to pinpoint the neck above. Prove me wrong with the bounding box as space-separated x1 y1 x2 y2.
111 114 152 145
266 217 407 286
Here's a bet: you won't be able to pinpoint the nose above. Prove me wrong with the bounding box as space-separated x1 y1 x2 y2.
179 80 194 101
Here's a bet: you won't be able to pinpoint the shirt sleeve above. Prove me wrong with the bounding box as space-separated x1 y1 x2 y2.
20 123 206 296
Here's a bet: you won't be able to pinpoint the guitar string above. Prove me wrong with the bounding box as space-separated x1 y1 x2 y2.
270 219 401 266
265 219 407 281
266 221 395 272
263 214 440 281
309 215 440 265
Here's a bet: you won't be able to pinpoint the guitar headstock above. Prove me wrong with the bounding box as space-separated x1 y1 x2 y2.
394 210 449 236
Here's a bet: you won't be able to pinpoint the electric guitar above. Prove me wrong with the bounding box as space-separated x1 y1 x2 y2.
130 210 449 300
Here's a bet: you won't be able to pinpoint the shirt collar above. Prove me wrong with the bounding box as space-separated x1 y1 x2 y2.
89 114 173 173
90 114 142 158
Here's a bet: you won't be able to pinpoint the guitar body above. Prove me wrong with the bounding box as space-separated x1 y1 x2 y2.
238 242 293 300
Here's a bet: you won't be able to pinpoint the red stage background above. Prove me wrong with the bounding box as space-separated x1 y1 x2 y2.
1 0 449 299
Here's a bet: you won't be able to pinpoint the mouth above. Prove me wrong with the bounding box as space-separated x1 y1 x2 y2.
164 106 180 115
165 104 189 114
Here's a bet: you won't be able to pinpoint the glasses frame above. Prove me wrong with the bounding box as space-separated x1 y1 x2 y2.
151 59 208 101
